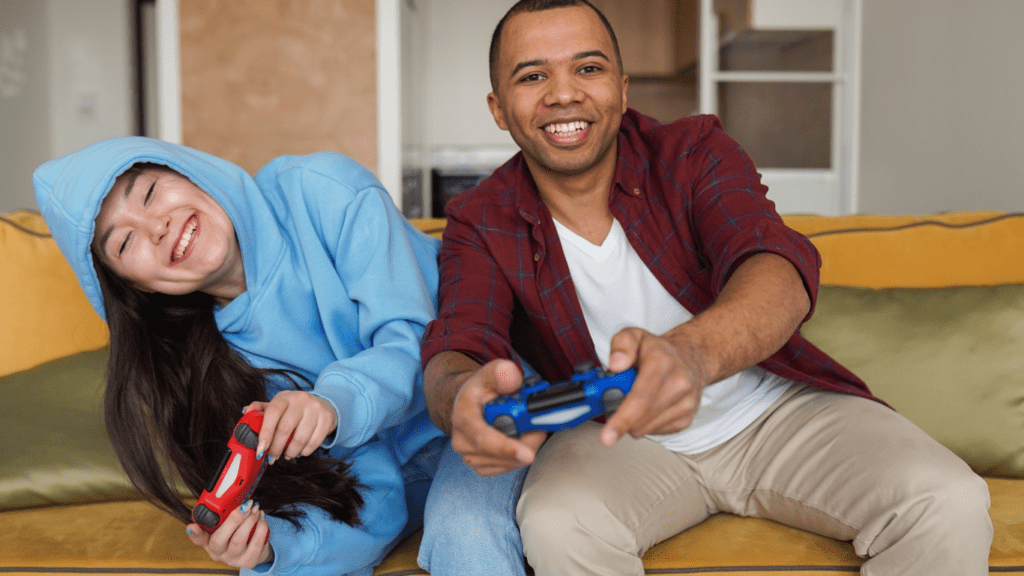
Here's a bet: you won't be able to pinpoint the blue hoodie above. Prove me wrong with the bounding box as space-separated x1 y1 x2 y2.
33 137 444 576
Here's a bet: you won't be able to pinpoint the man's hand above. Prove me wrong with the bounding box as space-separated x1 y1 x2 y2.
450 359 547 476
245 391 337 464
601 328 708 447
187 500 273 569
427 353 546 476
600 252 812 447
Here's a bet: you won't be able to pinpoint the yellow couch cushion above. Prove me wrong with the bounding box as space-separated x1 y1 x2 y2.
1 481 1019 575
0 500 233 575
0 211 108 376
782 212 1024 288
417 212 1024 288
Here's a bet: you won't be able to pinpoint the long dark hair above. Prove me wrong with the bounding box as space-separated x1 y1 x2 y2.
93 249 364 529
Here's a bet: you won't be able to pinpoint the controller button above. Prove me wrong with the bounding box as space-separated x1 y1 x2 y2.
493 414 519 437
602 388 626 414
573 361 595 373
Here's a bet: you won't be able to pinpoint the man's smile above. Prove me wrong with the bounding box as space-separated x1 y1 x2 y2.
543 120 591 145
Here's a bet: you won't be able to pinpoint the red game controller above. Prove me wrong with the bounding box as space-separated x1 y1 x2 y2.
192 410 269 533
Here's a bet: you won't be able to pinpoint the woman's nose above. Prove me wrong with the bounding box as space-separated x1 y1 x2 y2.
141 213 171 243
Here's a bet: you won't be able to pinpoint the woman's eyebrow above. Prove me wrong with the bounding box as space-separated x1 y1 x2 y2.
96 171 142 253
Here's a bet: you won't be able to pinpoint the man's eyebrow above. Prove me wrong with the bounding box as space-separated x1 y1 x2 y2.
510 58 546 79
574 50 611 63
96 170 141 254
509 50 611 79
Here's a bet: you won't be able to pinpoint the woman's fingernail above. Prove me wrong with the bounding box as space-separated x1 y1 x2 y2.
186 527 193 535
240 500 251 514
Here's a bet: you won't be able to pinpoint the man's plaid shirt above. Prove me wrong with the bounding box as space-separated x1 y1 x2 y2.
422 109 875 403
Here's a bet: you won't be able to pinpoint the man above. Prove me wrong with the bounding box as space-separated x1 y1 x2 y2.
420 1 993 574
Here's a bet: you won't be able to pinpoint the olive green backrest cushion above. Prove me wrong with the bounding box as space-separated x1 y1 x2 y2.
0 348 142 510
801 284 1024 478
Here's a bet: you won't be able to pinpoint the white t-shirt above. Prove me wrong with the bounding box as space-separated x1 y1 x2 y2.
553 217 792 454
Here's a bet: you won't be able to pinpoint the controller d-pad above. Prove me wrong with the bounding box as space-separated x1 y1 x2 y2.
233 423 258 450
193 504 220 530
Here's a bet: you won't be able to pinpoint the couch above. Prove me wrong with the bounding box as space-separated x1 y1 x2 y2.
2 208 1022 575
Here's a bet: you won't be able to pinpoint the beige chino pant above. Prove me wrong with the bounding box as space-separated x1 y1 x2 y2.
516 384 993 576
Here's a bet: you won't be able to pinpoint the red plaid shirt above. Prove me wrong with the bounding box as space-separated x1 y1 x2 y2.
422 110 875 402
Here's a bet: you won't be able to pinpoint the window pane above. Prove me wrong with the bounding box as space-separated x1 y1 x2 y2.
717 82 832 169
720 30 833 73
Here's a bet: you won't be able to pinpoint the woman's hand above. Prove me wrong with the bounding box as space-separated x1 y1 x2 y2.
186 500 273 569
245 391 338 463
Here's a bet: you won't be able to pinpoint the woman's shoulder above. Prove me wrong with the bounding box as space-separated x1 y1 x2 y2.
257 152 384 198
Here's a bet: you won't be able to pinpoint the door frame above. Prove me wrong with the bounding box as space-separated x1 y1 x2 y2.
698 0 862 215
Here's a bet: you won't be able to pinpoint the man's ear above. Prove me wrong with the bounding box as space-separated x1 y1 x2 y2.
487 92 509 131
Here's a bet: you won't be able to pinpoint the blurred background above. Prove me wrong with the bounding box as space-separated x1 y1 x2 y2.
2 0 1023 218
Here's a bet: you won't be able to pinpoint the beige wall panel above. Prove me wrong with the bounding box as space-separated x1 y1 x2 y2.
180 0 377 176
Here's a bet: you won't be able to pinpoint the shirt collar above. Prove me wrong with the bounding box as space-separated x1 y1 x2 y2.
613 109 650 201
512 108 650 226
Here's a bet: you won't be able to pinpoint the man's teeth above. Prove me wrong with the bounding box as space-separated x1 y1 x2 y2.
174 218 197 261
545 121 588 135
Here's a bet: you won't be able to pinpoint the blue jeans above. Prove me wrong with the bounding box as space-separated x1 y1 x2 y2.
417 440 528 576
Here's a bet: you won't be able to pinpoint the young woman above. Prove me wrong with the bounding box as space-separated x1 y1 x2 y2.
33 137 446 576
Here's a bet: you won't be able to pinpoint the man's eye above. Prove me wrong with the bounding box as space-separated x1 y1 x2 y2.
520 73 543 83
580 65 602 74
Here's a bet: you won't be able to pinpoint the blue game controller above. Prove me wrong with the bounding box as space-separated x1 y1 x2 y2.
484 363 637 437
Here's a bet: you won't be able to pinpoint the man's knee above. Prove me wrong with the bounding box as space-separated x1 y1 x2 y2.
863 460 992 558
900 455 990 519
517 487 642 574
921 470 991 535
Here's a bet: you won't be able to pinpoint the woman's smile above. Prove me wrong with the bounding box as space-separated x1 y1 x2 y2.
172 214 199 265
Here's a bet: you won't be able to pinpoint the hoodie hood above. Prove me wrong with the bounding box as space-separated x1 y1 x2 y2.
33 136 271 320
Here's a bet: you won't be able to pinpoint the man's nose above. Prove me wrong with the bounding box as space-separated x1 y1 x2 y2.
545 71 584 106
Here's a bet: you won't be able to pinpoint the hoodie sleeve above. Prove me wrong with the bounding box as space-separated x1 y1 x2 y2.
278 156 440 450
242 442 411 576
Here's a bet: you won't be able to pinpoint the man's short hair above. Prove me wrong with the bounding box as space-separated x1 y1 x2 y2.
488 0 624 93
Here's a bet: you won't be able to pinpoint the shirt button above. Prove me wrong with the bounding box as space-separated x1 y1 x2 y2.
534 252 541 262
633 188 641 195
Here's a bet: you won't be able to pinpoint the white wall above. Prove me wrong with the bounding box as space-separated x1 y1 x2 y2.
1 0 52 212
858 0 1024 214
0 0 134 213
420 0 516 153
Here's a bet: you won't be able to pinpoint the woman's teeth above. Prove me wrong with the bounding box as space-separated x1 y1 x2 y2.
545 121 588 135
173 217 197 262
